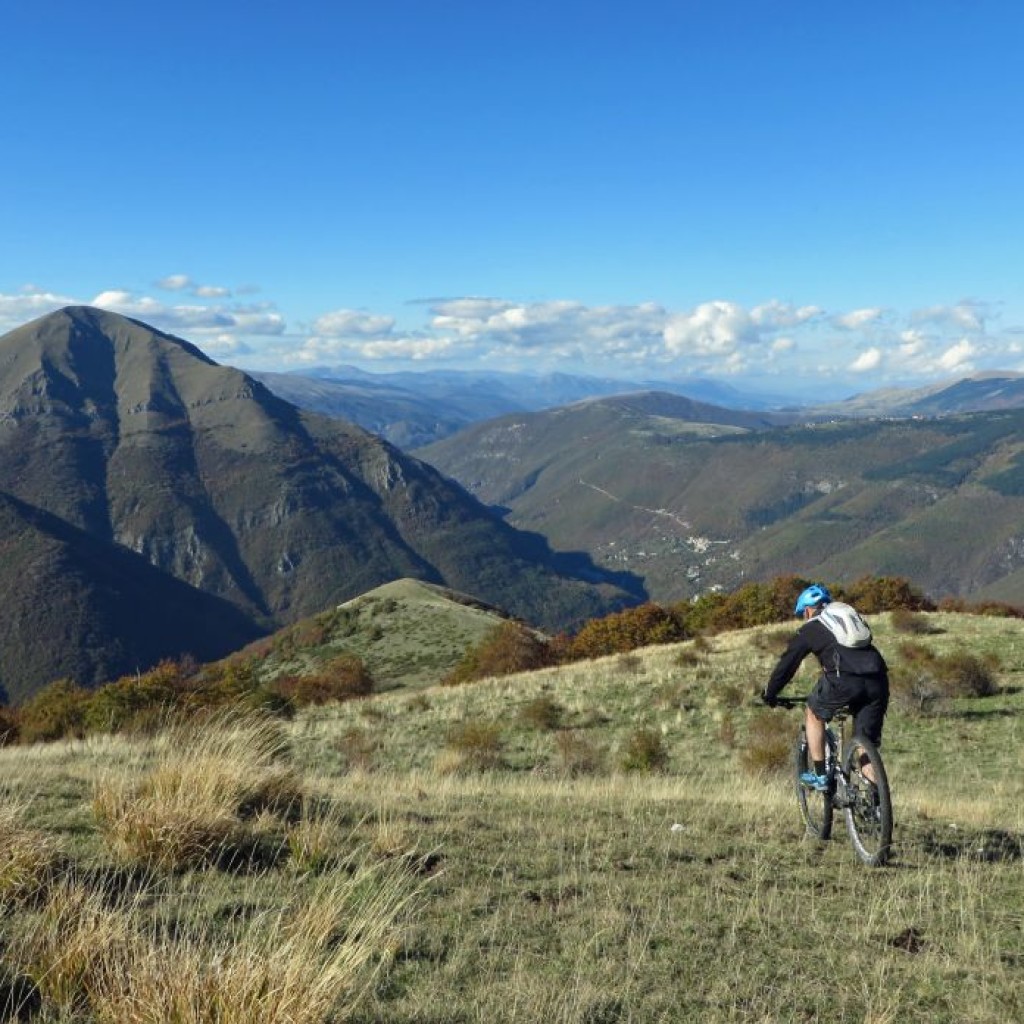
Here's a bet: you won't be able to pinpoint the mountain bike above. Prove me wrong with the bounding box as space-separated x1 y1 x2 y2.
776 696 893 867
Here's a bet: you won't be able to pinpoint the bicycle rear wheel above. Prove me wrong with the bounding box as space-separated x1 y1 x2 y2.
842 736 893 867
794 727 833 840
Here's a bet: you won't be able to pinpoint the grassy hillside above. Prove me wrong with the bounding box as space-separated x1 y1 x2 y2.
242 578 516 690
0 612 1020 1022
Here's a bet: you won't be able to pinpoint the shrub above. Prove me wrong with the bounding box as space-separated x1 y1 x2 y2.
554 731 604 777
274 654 374 707
934 650 999 698
441 721 503 773
739 711 792 776
889 608 937 635
18 680 91 743
841 575 932 614
82 659 192 736
890 668 945 716
564 603 687 661
619 728 669 773
443 622 553 685
518 695 564 731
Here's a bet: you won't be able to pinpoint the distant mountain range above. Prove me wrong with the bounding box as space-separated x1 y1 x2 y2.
0 307 635 700
250 366 796 447
416 391 1024 609
253 364 1024 448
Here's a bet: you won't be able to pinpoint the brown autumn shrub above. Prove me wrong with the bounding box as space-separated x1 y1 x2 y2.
443 622 553 685
564 603 687 661
274 654 374 707
518 695 564 731
889 608 938 635
18 680 91 743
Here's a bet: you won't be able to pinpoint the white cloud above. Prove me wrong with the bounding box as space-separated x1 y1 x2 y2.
751 300 823 328
850 347 883 372
312 309 397 337
4 281 1022 394
293 333 456 364
157 274 192 291
835 307 884 330
936 338 975 374
899 329 926 357
663 300 759 356
0 286 78 332
913 301 987 333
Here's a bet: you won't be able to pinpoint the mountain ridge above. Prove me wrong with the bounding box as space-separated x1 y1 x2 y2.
0 307 636 698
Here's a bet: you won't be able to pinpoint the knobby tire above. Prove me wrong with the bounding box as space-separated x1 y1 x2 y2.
794 727 834 841
842 735 893 867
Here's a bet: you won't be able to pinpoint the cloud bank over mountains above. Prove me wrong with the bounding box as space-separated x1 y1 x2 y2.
0 281 1016 397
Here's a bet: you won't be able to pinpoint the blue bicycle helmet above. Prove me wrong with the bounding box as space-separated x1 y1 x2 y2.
794 583 832 616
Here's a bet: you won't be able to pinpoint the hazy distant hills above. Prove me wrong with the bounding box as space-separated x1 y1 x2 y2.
0 307 634 698
417 393 1024 607
255 364 1024 449
811 373 1024 419
251 366 794 447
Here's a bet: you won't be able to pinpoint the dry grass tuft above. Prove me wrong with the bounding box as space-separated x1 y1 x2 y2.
92 709 304 871
739 710 792 776
13 866 418 1024
0 799 65 907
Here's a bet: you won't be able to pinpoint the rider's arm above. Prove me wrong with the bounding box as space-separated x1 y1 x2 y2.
764 627 814 702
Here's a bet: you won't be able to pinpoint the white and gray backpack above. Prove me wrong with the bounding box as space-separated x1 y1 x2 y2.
817 601 872 648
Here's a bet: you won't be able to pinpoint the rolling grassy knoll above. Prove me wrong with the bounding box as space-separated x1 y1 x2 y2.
1 612 1021 1022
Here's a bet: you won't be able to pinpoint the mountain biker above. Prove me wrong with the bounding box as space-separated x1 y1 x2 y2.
761 584 889 790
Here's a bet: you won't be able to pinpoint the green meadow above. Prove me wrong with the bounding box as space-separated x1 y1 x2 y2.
1 612 1021 1022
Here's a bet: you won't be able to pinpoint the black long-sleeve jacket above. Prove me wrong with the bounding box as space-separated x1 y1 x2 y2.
765 617 888 702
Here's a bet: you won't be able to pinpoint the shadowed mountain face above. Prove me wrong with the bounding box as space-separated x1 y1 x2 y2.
0 490 263 703
0 307 636 697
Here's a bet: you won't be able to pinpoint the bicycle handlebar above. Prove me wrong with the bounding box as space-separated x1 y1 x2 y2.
773 696 807 709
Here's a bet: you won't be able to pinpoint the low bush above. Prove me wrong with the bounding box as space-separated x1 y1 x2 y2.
518 695 564 731
440 721 503 773
889 608 938 635
18 680 90 743
554 731 604 777
273 654 374 707
443 622 553 685
564 603 687 661
619 728 669 773
739 711 792 776
891 643 999 712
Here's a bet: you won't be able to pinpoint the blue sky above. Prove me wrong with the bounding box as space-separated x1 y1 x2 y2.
3 1 1023 400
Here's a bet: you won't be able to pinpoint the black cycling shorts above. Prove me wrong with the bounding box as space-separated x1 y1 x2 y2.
807 672 889 746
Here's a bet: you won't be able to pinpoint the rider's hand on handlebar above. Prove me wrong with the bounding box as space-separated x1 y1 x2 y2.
761 688 778 709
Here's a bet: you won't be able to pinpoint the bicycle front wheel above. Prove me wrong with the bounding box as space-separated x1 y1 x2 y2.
794 727 833 841
842 736 893 867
